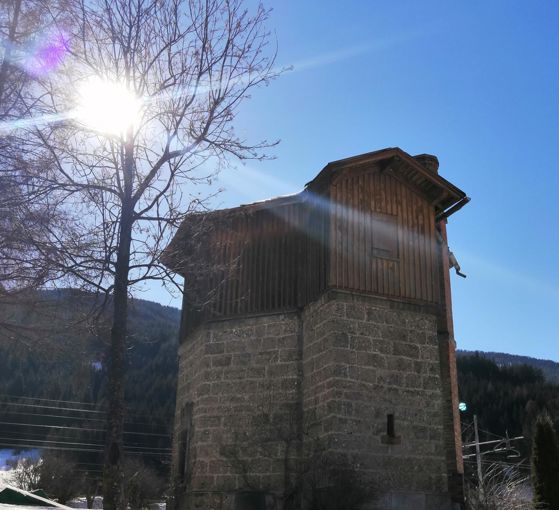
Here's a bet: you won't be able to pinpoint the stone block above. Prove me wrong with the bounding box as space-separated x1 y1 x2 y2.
246 366 266 379
205 342 225 355
198 415 222 428
232 353 252 366
265 323 283 336
214 474 238 491
355 321 383 337
386 356 413 372
404 373 422 388
223 367 247 380
373 338 393 355
266 362 296 379
203 368 224 382
212 355 232 367
261 336 279 350
279 348 299 362
423 376 441 390
392 342 420 359
224 339 247 353
346 304 366 320
420 345 438 361
190 474 216 490
366 307 386 324
381 325 407 342
254 350 279 364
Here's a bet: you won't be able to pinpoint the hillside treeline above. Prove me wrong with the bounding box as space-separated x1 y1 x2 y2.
0 290 180 483
458 353 559 454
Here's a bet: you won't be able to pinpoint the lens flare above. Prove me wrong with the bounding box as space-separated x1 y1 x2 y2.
75 77 141 136
12 29 69 77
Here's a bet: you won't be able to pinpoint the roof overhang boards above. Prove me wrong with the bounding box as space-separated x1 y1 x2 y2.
162 148 469 276
383 152 469 220
311 148 468 221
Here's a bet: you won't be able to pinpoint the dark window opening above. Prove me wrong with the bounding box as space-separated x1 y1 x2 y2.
381 413 400 445
387 413 395 438
234 491 267 510
178 403 193 484
178 429 188 483
371 213 398 259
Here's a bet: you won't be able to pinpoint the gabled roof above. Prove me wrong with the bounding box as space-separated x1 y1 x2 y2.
196 147 466 218
162 147 468 272
306 147 466 211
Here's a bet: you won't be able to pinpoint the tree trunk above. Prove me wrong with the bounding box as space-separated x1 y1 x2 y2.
103 131 135 510
85 493 94 509
0 0 22 101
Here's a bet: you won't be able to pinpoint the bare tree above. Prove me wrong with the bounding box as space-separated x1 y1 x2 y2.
0 0 77 343
122 457 165 510
6 456 42 491
4 1 280 508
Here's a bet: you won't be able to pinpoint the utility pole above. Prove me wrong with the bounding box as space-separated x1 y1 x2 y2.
473 414 484 494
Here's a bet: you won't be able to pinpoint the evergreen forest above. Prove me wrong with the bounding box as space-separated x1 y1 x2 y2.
0 289 180 487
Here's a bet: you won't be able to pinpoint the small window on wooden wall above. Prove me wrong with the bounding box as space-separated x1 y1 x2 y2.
371 212 398 259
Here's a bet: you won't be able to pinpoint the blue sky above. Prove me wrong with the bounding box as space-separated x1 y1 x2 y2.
146 1 559 361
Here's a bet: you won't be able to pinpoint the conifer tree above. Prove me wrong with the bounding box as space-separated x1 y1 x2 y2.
532 414 559 509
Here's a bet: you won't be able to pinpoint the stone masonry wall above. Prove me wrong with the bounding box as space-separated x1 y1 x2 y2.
173 291 456 510
172 312 302 510
302 291 453 510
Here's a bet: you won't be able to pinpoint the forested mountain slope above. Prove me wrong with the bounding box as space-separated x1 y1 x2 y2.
456 352 559 460
0 289 181 476
458 349 559 383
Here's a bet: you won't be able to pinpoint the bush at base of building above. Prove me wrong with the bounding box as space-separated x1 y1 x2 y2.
532 414 559 510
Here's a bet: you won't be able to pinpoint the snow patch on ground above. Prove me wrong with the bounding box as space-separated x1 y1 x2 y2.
67 497 103 509
0 505 55 510
0 470 14 488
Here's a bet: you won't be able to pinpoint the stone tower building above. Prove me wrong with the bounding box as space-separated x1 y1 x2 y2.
163 147 469 510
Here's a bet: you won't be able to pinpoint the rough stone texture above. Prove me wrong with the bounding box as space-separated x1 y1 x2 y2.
172 313 302 510
302 291 452 509
172 291 456 510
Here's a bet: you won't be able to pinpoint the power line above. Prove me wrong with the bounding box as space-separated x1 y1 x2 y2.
0 429 170 448
0 399 174 421
1 401 105 414
0 442 170 456
2 409 106 423
0 394 99 407
0 436 170 452
1 408 171 429
0 421 171 438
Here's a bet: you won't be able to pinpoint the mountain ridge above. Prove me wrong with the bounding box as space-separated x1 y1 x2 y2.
457 349 559 383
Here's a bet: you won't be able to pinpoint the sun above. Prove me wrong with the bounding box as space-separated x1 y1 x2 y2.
75 77 141 136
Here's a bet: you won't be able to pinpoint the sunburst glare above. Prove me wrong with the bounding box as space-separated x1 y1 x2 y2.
75 77 142 136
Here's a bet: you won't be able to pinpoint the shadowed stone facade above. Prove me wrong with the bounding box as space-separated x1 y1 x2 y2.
172 291 460 509
166 148 468 510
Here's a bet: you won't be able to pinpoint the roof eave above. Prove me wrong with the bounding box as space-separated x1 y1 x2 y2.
306 147 466 206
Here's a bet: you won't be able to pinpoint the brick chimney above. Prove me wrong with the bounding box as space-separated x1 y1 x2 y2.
414 154 439 174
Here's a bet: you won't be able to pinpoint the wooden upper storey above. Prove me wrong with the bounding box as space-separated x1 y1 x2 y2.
164 148 468 329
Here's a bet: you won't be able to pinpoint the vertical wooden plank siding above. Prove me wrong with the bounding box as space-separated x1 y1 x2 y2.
202 201 330 318
194 163 441 323
328 167 439 304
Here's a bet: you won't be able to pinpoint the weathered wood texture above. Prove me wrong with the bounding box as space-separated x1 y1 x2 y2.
329 166 439 304
169 150 467 330
196 200 329 321
186 166 439 326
